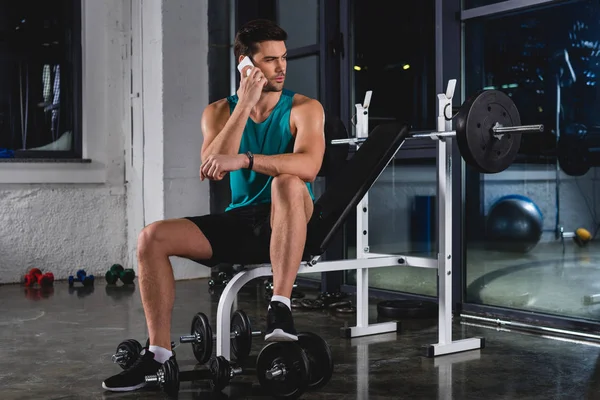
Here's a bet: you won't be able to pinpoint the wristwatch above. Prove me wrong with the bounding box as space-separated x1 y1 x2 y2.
245 151 254 170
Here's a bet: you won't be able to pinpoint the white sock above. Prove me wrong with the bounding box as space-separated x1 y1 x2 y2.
148 345 173 364
271 295 291 310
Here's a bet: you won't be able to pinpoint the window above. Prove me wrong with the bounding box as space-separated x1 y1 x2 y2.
351 0 436 131
463 0 600 324
0 1 82 160
464 0 600 162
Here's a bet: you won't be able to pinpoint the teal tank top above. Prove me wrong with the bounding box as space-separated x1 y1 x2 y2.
225 89 315 211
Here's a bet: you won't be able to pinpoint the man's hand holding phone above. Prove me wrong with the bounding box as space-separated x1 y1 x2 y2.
237 56 266 108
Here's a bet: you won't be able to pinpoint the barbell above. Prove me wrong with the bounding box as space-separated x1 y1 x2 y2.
333 89 544 174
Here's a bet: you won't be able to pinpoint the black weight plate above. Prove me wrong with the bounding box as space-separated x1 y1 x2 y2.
256 342 310 400
377 300 437 319
231 310 252 362
319 113 349 177
115 339 143 370
335 306 356 314
297 332 334 390
162 358 180 397
456 90 522 174
209 356 231 392
191 312 213 364
557 134 590 176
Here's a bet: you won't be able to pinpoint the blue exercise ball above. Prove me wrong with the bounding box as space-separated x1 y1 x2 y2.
485 195 543 253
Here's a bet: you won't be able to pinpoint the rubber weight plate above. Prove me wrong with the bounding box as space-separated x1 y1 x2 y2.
557 134 591 176
297 332 334 390
231 310 252 362
377 300 437 319
191 312 213 364
209 356 231 392
161 358 180 397
256 342 310 400
456 90 522 174
114 339 143 370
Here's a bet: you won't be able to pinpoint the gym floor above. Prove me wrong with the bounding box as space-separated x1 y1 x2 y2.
2 277 600 399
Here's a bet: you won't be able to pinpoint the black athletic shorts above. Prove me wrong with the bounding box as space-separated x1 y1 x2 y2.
185 203 274 265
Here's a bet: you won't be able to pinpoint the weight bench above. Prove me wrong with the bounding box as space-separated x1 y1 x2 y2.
214 81 484 361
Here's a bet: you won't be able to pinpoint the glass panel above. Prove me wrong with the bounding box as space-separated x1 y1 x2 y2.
285 55 319 101
464 0 508 9
276 0 319 49
345 0 438 295
464 0 600 320
351 0 436 131
345 161 438 295
0 1 78 156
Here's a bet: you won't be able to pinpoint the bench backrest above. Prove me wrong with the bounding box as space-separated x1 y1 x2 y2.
305 122 410 258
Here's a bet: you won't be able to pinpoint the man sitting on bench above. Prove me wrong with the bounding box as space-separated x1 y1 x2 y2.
102 19 325 392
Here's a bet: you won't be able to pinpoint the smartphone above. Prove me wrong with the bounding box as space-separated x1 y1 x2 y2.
237 56 254 77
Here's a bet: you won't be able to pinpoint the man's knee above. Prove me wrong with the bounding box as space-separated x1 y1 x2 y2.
271 174 306 202
137 221 167 257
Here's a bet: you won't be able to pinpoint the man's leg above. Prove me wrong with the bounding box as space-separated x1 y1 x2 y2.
103 218 213 392
265 174 313 341
137 219 213 351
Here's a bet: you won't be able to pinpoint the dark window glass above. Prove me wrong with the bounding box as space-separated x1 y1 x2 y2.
352 0 436 131
464 0 600 161
0 1 81 158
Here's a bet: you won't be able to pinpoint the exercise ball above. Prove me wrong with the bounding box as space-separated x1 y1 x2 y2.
485 195 543 253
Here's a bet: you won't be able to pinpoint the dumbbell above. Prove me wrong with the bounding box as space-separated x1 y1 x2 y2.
111 339 143 370
105 264 136 285
24 268 54 287
68 269 94 287
256 332 334 399
111 338 177 370
179 310 261 364
145 356 243 397
24 268 42 286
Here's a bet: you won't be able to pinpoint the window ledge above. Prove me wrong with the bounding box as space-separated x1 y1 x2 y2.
0 158 92 163
0 159 106 184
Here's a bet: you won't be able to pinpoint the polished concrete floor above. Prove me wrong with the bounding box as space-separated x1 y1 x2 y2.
3 277 600 399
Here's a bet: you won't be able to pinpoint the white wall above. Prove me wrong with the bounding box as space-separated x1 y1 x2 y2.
131 0 211 280
0 0 130 284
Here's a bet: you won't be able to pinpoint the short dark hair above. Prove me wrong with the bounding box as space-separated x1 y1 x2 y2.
233 19 287 61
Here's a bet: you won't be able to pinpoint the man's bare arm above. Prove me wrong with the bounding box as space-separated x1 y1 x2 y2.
201 66 267 161
200 100 251 162
247 99 325 182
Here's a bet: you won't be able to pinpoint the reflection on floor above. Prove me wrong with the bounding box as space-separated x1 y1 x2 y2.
346 241 600 322
2 278 600 399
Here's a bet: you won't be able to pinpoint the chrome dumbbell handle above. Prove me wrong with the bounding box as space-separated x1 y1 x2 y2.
111 350 128 363
145 369 165 384
265 364 286 380
231 366 243 377
179 333 202 343
182 330 262 343
229 330 262 339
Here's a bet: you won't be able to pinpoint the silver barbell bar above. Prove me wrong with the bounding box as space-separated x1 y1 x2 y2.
331 124 545 145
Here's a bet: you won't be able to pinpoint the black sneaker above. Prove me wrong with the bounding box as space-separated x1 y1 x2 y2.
102 350 162 392
265 301 298 341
